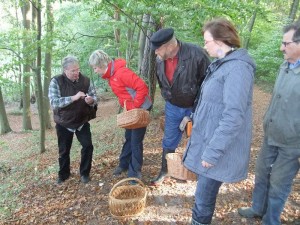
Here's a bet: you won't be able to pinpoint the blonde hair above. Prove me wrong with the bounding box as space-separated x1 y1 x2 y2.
89 50 111 68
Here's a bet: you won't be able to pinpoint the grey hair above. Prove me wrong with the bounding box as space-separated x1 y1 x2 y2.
62 55 79 70
89 50 111 68
167 35 177 46
283 21 300 42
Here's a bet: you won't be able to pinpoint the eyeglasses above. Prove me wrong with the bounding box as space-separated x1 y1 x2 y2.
281 41 298 47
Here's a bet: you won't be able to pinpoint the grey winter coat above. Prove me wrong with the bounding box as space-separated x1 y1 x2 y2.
263 61 300 148
183 49 256 183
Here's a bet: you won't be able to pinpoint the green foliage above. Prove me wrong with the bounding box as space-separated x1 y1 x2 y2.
249 14 285 83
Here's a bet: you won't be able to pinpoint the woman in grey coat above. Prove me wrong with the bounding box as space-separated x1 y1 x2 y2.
183 18 256 225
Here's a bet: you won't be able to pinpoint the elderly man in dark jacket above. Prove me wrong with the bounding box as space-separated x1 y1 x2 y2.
48 55 97 184
149 28 210 185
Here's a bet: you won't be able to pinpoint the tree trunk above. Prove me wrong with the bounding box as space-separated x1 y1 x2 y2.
0 87 12 134
43 0 53 129
243 0 260 49
138 14 150 74
114 9 121 57
289 0 299 22
35 0 46 153
21 1 32 130
141 16 160 103
126 23 133 67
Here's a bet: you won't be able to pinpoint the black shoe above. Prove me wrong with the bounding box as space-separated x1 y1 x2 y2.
150 171 168 186
57 177 64 184
57 176 69 184
113 166 127 176
80 175 90 184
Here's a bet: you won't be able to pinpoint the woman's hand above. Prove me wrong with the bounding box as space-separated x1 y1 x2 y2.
202 160 214 168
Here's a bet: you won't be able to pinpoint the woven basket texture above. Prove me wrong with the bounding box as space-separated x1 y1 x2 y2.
117 108 150 129
166 151 197 181
159 116 165 131
109 178 147 218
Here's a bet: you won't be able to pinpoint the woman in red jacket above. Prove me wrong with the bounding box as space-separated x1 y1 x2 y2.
89 50 152 180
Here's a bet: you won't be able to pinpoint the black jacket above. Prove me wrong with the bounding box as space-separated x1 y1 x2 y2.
53 73 91 129
156 41 210 108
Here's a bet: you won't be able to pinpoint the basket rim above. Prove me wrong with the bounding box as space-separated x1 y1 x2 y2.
109 177 146 198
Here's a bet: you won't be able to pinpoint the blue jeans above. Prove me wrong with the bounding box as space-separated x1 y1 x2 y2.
56 123 94 179
162 101 192 150
118 127 147 178
252 138 300 225
192 175 223 224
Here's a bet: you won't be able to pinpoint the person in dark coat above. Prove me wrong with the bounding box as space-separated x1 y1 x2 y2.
48 55 97 184
149 28 210 186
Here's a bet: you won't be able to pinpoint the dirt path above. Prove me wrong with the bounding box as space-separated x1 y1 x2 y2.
1 86 299 225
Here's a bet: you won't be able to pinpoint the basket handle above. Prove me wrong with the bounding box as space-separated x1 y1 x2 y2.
123 100 128 111
109 177 145 197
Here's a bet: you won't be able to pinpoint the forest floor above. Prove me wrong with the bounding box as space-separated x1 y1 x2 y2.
0 85 299 225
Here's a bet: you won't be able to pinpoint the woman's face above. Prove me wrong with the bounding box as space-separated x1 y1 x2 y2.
203 31 219 58
93 66 107 76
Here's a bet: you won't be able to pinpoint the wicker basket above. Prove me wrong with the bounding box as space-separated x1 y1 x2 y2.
117 101 150 129
109 178 147 218
159 116 165 131
166 149 197 181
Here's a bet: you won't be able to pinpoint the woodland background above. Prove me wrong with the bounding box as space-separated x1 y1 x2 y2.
0 0 300 224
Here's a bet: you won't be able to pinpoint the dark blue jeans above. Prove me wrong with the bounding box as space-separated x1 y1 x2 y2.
192 174 222 224
119 127 147 178
163 101 192 150
56 123 94 180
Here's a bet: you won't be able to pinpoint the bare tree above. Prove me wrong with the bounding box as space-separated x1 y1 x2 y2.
21 1 33 130
289 0 300 22
43 0 54 129
0 86 12 134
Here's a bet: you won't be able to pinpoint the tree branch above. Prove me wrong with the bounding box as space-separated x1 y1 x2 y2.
104 0 152 39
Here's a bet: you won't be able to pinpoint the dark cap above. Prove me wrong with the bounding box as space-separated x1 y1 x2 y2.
150 28 174 50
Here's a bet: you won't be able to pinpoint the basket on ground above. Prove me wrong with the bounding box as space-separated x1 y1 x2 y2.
166 149 197 181
109 178 147 218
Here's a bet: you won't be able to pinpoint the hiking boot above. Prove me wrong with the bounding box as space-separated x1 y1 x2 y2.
150 170 168 186
238 207 262 218
113 166 127 176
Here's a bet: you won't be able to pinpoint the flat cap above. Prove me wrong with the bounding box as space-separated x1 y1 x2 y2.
150 28 174 50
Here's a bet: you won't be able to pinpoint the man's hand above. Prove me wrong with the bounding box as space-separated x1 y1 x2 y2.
202 160 214 168
84 95 94 105
71 91 86 102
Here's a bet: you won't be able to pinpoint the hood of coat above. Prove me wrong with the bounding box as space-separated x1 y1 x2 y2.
208 48 256 75
102 59 127 80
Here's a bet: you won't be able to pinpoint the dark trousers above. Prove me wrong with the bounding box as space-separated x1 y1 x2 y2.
119 127 147 178
56 123 94 180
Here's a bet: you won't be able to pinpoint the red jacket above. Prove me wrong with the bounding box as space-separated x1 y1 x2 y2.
102 59 152 110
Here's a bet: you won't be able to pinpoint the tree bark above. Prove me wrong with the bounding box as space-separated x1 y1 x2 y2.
114 9 121 57
243 0 260 49
43 0 53 129
35 0 46 153
138 14 150 74
21 1 33 130
0 87 12 134
289 0 299 22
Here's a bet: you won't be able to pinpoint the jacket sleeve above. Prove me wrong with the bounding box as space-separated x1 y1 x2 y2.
118 67 149 110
